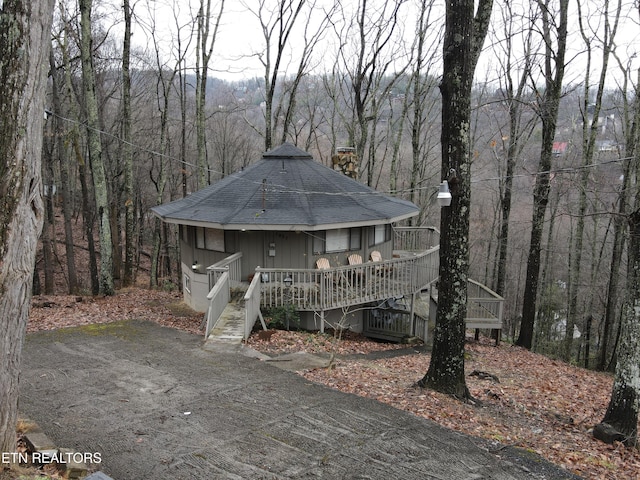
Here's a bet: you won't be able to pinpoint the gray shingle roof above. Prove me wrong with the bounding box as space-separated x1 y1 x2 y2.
151 143 419 230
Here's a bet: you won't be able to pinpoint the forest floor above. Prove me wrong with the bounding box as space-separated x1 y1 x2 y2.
20 287 640 480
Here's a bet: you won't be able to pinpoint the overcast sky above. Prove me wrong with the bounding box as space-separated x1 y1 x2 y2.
123 0 639 88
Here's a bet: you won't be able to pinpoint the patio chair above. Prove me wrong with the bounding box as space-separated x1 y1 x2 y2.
316 257 331 270
369 250 391 275
315 257 334 283
347 253 365 283
347 253 363 266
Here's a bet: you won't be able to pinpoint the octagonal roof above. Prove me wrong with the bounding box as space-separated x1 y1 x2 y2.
151 143 419 231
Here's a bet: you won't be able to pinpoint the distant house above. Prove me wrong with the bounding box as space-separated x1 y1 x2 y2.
595 140 617 152
552 141 568 156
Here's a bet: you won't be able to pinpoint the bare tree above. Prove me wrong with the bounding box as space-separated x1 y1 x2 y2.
563 0 621 361
122 0 135 285
195 0 225 187
516 0 569 349
79 0 115 295
417 0 493 398
147 6 186 287
48 39 78 294
244 0 329 151
598 50 636 371
406 0 441 224
0 0 55 457
593 2 640 445
333 0 408 186
490 1 538 300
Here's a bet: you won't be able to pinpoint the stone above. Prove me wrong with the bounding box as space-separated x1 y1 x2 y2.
23 431 56 452
84 473 114 480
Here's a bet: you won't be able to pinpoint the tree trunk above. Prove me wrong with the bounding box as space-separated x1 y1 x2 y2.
79 0 114 295
122 0 135 286
50 46 77 293
419 0 493 398
564 0 620 361
0 0 55 457
516 0 568 349
595 209 640 447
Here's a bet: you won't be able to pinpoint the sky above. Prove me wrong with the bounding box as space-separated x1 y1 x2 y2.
115 0 640 88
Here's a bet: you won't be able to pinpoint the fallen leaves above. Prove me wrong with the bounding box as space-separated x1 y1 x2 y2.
28 288 204 335
250 330 640 480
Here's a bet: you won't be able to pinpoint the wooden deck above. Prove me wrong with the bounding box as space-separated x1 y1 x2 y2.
255 247 439 312
204 240 504 342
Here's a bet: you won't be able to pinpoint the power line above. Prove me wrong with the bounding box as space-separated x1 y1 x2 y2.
46 109 631 200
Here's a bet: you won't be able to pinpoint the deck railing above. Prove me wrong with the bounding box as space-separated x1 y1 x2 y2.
394 226 440 251
466 279 504 329
255 247 439 312
207 252 243 291
205 238 504 341
244 273 262 340
204 271 230 338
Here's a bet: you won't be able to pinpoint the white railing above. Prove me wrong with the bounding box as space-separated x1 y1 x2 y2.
394 226 440 251
207 252 243 291
466 279 504 329
413 314 429 342
244 273 262 340
204 271 230 338
256 247 440 312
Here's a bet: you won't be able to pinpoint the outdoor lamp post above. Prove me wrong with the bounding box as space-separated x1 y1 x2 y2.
437 181 452 207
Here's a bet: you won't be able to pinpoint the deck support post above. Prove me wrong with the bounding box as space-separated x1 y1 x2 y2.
409 293 416 336
320 310 325 333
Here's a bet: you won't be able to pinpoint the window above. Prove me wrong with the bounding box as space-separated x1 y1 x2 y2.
369 224 390 247
183 273 191 293
326 229 350 252
313 228 361 254
350 228 361 250
195 227 224 251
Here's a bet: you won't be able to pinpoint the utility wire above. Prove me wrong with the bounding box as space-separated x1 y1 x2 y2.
46 108 631 199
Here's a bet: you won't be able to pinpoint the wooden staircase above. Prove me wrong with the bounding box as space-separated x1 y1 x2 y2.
205 290 246 346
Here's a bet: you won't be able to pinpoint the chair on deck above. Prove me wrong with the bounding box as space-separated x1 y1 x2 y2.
370 250 383 262
348 253 363 266
347 254 365 283
369 250 390 275
315 257 334 283
316 257 331 270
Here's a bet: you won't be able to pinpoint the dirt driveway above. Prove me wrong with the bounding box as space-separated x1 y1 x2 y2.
20 320 578 479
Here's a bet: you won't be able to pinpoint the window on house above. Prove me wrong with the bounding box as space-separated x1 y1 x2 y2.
183 273 191 293
350 228 361 250
369 224 391 247
195 227 225 251
326 228 349 252
313 228 361 254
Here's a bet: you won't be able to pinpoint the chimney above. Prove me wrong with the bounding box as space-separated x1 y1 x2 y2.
331 147 358 179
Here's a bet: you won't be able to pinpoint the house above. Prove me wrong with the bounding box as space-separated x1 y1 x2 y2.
151 143 502 342
552 141 568 156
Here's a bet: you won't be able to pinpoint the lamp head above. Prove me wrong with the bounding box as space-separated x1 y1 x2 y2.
437 181 452 207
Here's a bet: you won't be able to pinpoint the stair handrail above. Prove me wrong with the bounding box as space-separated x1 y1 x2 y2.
204 270 230 338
